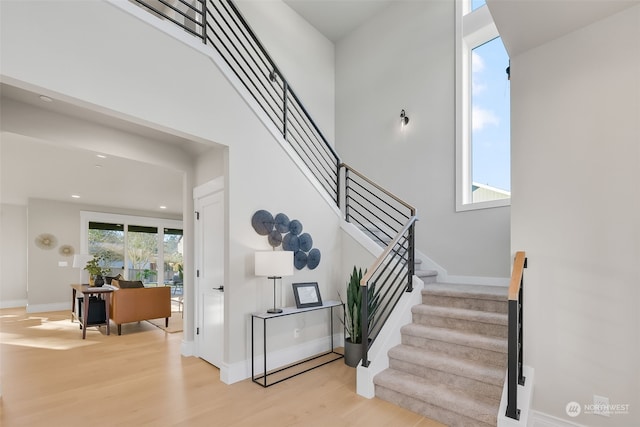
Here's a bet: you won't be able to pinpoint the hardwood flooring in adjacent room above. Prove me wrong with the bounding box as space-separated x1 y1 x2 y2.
0 308 444 427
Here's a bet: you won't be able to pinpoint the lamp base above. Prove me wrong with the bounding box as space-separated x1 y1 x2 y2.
267 308 283 314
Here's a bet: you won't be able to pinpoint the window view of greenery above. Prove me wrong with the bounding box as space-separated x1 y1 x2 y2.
88 222 125 277
127 225 158 284
88 221 183 289
164 228 183 292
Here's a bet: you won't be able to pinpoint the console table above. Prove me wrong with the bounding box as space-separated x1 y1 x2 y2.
251 300 344 387
70 284 113 339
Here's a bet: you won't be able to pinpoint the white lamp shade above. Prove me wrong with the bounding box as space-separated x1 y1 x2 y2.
255 251 294 277
72 254 93 269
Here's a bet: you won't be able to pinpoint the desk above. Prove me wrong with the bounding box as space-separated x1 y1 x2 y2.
251 300 343 387
70 284 113 339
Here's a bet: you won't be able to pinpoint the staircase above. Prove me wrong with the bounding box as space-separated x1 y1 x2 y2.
374 283 508 426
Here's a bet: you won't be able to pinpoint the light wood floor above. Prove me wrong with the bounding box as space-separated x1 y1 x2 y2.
0 307 445 427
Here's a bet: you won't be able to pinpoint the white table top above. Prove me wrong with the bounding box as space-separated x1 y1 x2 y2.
252 300 342 319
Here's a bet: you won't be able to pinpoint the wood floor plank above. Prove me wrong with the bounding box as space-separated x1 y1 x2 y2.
0 308 444 427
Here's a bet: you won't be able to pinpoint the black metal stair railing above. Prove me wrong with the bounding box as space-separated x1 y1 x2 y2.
203 0 341 204
506 251 527 420
342 164 417 366
129 0 418 366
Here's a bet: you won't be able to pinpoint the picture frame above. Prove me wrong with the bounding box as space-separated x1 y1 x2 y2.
292 282 323 309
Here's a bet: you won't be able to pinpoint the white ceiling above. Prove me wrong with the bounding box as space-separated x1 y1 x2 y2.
283 0 394 42
0 84 207 216
487 0 639 57
284 0 639 53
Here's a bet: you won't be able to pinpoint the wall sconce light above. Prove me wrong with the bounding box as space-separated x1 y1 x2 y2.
400 109 409 128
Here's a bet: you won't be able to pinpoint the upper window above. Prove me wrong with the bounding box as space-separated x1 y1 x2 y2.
456 1 510 211
471 0 486 11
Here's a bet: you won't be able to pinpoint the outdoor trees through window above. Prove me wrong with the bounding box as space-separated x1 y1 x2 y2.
85 213 183 287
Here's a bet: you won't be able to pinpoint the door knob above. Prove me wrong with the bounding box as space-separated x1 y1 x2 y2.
214 286 224 292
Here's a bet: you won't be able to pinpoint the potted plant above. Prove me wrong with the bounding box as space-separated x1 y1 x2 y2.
340 266 379 367
84 254 109 287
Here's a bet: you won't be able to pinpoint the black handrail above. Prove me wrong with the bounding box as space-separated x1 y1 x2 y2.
506 251 527 420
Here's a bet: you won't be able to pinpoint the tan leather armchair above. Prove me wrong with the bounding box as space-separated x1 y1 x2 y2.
110 286 171 335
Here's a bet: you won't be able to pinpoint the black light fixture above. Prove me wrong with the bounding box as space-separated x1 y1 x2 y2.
400 109 409 127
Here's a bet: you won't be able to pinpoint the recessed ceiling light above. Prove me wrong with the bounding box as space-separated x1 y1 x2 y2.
159 205 167 210
39 95 53 102
95 164 103 168
96 154 107 159
71 194 81 199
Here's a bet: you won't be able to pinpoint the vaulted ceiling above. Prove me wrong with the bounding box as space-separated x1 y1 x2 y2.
3 0 636 215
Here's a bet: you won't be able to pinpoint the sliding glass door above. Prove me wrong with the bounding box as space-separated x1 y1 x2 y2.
82 212 183 287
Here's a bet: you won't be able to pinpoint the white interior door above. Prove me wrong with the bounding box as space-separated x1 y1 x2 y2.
195 189 224 367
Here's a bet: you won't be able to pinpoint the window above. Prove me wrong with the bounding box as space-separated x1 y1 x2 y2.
82 212 183 286
127 225 159 284
88 222 124 277
471 0 486 11
456 1 510 211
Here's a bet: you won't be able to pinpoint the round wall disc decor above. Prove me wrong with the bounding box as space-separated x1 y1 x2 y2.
251 210 321 270
59 244 75 257
35 233 57 250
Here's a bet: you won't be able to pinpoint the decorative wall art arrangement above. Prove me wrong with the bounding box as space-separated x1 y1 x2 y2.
251 210 321 270
34 232 74 258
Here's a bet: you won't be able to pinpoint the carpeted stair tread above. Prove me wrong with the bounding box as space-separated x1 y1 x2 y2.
412 304 507 326
401 323 507 354
374 368 499 426
388 344 506 386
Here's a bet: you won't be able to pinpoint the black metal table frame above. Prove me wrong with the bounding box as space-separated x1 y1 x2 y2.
251 301 344 387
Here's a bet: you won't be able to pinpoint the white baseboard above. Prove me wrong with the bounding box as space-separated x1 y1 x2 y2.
0 299 27 309
528 411 586 427
26 302 69 313
181 339 195 357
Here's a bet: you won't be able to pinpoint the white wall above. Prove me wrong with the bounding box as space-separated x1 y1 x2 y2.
335 0 510 279
1 0 340 371
0 204 28 308
511 5 640 426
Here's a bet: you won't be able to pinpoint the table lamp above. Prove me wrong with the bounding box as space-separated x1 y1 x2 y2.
255 250 293 313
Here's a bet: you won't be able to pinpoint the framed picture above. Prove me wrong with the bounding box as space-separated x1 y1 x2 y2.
292 282 323 309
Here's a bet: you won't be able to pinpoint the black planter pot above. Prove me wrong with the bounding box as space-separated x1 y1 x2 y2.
344 338 363 367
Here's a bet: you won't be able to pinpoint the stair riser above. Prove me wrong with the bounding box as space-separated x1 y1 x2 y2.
375 385 496 427
422 294 507 314
388 357 503 401
402 334 507 369
417 273 438 284
412 313 507 338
